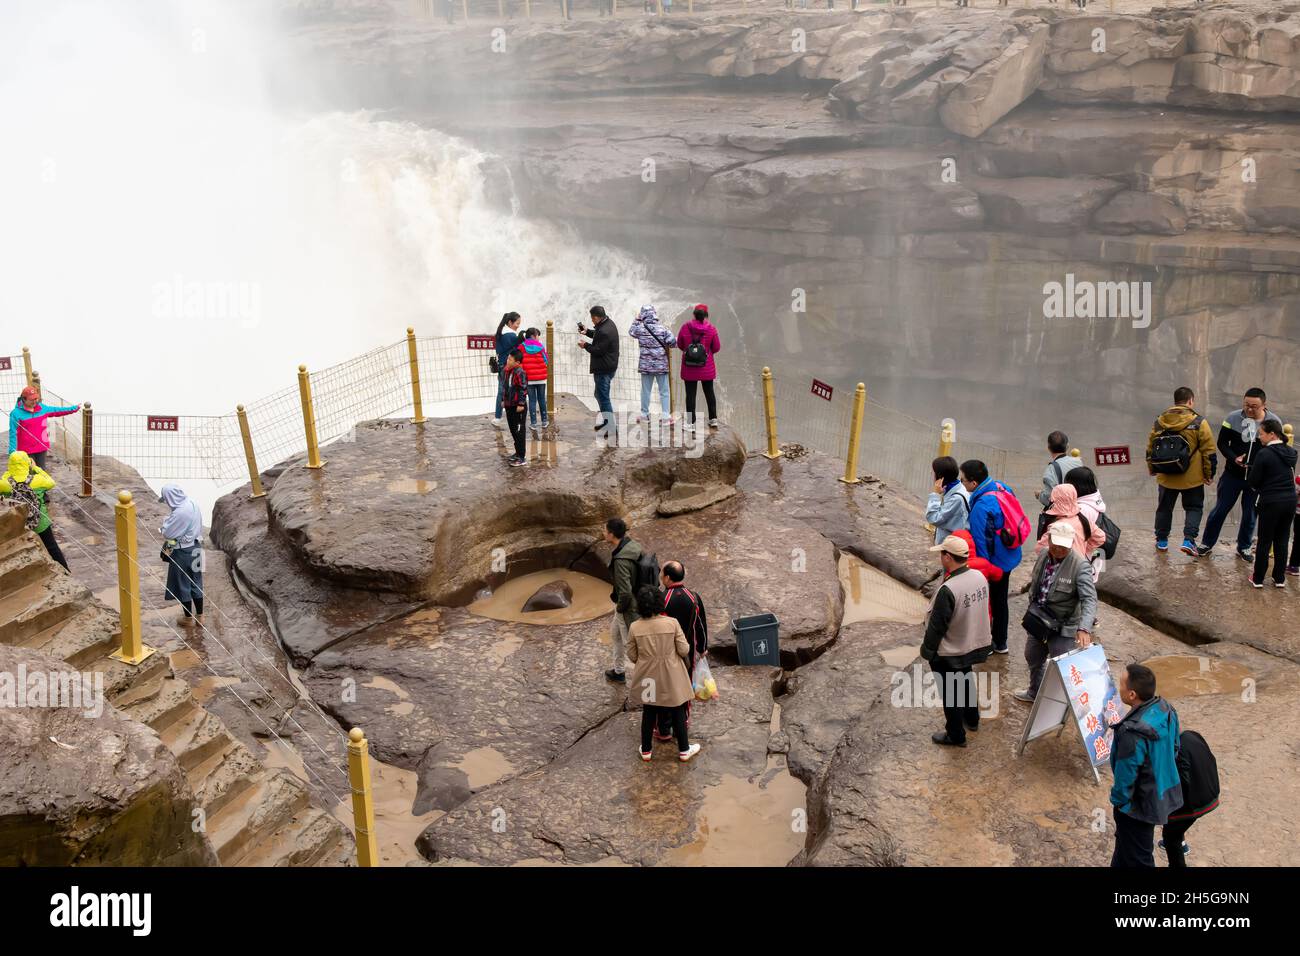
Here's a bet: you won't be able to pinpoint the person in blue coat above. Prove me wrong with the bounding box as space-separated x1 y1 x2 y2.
959 459 1024 653
1110 662 1183 867
491 311 522 428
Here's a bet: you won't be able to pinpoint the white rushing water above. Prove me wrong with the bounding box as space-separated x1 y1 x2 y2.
0 0 681 416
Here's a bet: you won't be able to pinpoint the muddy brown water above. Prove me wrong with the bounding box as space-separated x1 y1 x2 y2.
261 738 440 867
838 554 929 626
468 569 613 626
1141 654 1253 698
662 755 807 867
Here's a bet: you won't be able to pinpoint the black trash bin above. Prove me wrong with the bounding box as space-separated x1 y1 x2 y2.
732 613 780 666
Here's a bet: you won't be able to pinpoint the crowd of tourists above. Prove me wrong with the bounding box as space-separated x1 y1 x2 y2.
489 304 722 464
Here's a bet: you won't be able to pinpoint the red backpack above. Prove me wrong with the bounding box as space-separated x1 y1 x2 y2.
991 483 1031 550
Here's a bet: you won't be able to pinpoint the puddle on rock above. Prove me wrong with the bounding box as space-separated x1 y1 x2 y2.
663 756 807 867
528 436 571 465
170 648 202 670
1141 655 1252 698
364 675 414 717
387 478 437 495
192 675 241 704
454 746 514 790
468 569 612 626
879 644 919 669
838 554 928 626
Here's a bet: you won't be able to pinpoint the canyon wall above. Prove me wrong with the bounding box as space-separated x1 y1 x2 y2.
283 2 1300 431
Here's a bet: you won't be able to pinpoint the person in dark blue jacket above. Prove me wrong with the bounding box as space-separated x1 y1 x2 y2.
492 311 522 428
1110 662 1183 867
959 459 1024 654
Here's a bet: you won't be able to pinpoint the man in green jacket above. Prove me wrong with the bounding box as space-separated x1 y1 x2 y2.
604 517 643 683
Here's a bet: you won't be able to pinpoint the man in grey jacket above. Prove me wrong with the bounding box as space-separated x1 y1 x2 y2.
920 535 993 747
1014 521 1097 703
1038 430 1084 508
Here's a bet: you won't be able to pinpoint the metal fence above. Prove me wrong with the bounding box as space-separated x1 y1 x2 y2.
7 333 1278 540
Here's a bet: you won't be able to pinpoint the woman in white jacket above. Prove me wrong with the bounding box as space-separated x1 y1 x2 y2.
925 456 970 544
1065 466 1108 578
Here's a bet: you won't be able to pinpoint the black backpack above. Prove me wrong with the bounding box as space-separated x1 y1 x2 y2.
683 329 708 368
1096 511 1121 560
636 551 661 591
1149 415 1203 474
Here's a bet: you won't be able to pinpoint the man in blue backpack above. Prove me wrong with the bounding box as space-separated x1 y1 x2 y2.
1110 662 1183 867
960 459 1025 654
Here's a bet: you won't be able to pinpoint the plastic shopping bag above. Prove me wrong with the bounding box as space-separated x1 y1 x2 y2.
692 654 719 702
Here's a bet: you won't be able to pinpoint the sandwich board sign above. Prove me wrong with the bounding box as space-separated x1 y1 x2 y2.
1016 643 1125 783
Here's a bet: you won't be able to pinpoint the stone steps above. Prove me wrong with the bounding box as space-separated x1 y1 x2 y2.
1 483 353 868
205 770 313 866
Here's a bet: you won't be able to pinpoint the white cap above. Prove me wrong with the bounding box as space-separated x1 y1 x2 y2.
1048 521 1075 547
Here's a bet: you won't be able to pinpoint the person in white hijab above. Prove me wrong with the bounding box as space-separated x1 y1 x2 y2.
160 484 204 626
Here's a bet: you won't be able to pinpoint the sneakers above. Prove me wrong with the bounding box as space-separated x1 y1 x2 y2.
1237 548 1254 562
1288 566 1300 576
1274 580 1286 589
1156 538 1169 552
605 669 626 683
639 750 652 762
1180 539 1197 556
1012 689 1035 704
1249 577 1265 589
678 743 702 762
1158 838 1190 857
708 418 720 428
991 646 1009 655
540 418 550 428
1196 544 1214 557
179 614 196 628
963 719 979 733
930 732 966 748
491 417 505 429
508 456 527 467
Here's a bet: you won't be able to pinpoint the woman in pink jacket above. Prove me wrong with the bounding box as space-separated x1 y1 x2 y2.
676 304 722 429
9 386 81 471
1035 482 1107 560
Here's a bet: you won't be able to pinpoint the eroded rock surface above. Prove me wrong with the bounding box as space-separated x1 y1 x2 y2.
790 588 1299 867
0 643 218 867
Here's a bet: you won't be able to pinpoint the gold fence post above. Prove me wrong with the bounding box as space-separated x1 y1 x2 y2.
1285 423 1294 447
347 728 380 867
1069 446 1081 458
839 383 866 485
21 347 32 387
110 491 156 667
79 403 93 498
525 0 530 15
938 418 955 459
31 370 41 395
545 320 555 412
463 0 470 19
498 0 503 15
762 367 780 459
407 327 426 424
297 365 325 469
237 405 266 499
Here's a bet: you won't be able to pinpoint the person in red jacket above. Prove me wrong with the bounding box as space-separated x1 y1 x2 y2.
950 529 1003 586
519 328 549 429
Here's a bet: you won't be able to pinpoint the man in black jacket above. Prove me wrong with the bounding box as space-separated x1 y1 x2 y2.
656 560 707 739
1200 387 1281 558
1246 419 1298 587
1161 729 1219 867
578 305 619 435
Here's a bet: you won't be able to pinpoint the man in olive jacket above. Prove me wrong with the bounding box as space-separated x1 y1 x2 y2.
604 517 643 683
1146 385 1217 554
920 535 993 747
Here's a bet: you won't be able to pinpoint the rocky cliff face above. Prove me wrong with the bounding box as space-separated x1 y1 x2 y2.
285 1 1300 426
